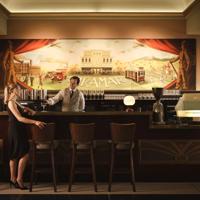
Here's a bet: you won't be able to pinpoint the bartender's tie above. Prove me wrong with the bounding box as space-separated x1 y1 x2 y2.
70 90 74 98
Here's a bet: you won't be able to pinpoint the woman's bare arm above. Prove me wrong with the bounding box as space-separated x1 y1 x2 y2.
8 100 45 128
23 107 36 116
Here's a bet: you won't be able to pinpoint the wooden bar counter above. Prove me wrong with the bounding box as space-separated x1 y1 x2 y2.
1 111 200 181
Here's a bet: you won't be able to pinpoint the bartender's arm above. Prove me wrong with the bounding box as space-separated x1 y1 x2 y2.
47 90 64 105
79 93 85 111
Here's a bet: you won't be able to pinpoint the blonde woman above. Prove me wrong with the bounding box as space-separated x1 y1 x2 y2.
6 83 46 189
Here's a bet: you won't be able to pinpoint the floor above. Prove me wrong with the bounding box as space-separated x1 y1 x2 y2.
1 182 200 195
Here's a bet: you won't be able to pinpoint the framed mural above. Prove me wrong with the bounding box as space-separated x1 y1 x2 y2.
0 39 196 91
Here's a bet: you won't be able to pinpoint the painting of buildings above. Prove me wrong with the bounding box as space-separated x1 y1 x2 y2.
0 39 196 90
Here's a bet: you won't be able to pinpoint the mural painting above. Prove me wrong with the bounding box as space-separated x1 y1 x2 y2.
0 39 196 90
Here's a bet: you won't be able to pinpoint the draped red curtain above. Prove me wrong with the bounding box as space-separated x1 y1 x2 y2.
137 39 179 55
0 39 55 89
13 39 55 54
12 39 56 89
137 39 179 89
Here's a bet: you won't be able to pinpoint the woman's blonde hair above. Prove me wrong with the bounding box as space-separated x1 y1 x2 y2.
4 82 19 104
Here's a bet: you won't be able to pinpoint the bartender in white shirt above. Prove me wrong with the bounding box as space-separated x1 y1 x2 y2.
47 76 85 112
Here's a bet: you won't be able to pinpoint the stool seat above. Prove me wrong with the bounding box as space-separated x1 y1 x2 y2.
70 141 97 150
36 141 58 150
76 144 91 150
116 143 134 150
36 143 51 150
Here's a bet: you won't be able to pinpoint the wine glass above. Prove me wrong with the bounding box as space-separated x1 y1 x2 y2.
41 100 47 112
89 90 93 100
84 90 88 100
93 90 97 100
100 90 104 99
96 90 100 100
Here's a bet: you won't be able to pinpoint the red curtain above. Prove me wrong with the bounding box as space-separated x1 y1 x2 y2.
137 39 180 89
12 39 55 89
137 39 179 55
14 39 55 55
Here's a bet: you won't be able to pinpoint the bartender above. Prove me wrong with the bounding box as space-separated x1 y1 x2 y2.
47 76 85 112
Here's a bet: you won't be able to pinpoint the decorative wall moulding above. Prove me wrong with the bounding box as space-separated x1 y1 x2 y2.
1 1 200 20
8 12 185 21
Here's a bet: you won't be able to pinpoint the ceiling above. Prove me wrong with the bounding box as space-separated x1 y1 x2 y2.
0 0 197 13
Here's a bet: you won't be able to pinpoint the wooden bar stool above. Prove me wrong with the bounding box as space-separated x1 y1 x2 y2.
29 123 57 192
68 122 97 192
108 122 136 192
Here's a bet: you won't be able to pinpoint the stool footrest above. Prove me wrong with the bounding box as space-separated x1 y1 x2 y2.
35 168 52 173
74 169 92 174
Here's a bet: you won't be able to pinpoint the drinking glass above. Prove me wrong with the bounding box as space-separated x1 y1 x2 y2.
41 101 47 111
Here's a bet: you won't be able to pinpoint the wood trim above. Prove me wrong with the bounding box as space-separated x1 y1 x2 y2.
1 1 199 20
8 12 185 20
183 0 200 17
139 139 200 164
0 3 10 17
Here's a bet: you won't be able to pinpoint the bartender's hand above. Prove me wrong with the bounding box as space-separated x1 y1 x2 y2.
34 121 46 129
46 99 51 105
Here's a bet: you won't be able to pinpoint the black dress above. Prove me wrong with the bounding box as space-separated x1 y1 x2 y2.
7 102 29 160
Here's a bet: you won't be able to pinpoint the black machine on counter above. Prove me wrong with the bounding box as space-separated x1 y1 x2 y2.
152 87 165 124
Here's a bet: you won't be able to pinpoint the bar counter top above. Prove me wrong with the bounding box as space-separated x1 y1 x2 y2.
0 111 152 116
150 124 200 129
1 111 200 129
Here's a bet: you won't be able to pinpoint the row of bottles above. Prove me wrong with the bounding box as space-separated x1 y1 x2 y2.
19 89 48 101
17 89 180 101
19 89 105 101
81 90 105 100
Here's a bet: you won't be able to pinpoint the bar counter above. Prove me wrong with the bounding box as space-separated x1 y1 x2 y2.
1 111 200 181
0 111 151 139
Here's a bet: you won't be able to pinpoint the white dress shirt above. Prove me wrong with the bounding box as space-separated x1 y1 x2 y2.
48 88 85 112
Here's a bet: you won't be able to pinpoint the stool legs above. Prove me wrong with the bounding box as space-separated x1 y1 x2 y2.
29 143 57 192
29 144 36 192
68 144 97 192
51 144 57 192
90 146 97 192
108 144 115 192
108 144 136 192
130 149 136 192
68 144 76 192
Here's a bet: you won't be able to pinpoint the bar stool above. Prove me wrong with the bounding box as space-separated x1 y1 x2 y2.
29 123 57 192
68 122 97 192
108 122 136 192
0 139 3 177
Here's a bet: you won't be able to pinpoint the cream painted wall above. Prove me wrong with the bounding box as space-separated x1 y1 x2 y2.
186 3 200 35
186 4 200 89
0 11 7 35
197 38 200 89
0 18 199 89
4 19 187 38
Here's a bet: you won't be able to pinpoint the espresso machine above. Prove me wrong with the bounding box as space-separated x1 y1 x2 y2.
152 87 165 124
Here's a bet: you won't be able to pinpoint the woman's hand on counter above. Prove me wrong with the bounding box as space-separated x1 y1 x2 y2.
34 121 46 129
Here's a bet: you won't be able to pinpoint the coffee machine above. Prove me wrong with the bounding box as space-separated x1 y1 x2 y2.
152 87 165 124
